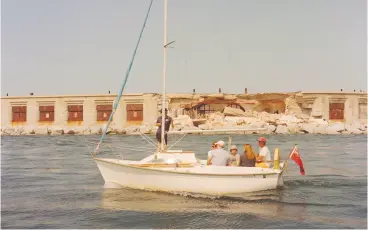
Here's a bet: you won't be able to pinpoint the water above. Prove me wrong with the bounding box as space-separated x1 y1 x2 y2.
1 134 367 229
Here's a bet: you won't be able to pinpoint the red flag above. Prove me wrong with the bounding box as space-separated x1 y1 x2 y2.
289 145 305 175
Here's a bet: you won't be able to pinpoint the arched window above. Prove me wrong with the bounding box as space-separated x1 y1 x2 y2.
197 104 216 115
226 103 245 112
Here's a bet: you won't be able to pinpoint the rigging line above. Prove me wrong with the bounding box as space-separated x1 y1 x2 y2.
94 0 155 156
139 134 157 147
168 133 188 150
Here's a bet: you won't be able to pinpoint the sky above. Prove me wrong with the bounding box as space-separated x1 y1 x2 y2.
1 0 367 96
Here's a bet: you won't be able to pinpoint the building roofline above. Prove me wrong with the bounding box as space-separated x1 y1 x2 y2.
1 91 366 100
0 93 148 100
300 91 367 95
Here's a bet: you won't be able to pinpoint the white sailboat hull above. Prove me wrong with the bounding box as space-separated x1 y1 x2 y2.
94 157 285 195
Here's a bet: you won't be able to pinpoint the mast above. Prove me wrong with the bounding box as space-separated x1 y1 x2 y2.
160 0 168 152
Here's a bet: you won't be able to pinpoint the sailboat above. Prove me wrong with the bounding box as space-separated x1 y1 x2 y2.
92 0 289 196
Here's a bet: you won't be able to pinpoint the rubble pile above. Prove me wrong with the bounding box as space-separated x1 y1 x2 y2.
1 109 367 136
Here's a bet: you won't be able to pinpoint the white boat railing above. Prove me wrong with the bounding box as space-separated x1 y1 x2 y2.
168 127 267 135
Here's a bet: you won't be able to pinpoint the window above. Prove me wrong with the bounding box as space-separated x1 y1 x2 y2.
198 104 216 115
12 106 27 122
96 104 113 121
126 104 143 124
39 105 55 122
329 103 344 120
68 105 83 121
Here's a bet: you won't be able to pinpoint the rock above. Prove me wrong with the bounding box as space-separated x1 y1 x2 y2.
258 112 278 125
223 107 245 116
309 118 328 125
277 115 301 125
173 115 194 128
359 125 367 131
90 127 103 135
67 130 76 135
266 125 276 133
172 126 182 131
2 128 15 135
139 125 153 134
350 120 367 132
326 122 345 134
243 110 255 117
181 126 200 131
33 127 49 135
295 113 310 121
345 124 363 134
287 124 300 133
208 112 224 123
54 129 65 135
124 126 140 135
224 116 246 124
300 123 317 134
79 128 90 135
222 122 236 129
275 125 289 134
198 123 211 130
13 127 25 135
115 129 126 134
314 124 328 134
284 97 302 115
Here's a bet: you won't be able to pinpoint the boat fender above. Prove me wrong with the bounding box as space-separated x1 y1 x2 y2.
273 148 280 169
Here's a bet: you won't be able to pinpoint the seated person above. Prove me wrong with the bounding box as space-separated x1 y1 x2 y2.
207 140 230 166
207 141 217 158
239 144 256 167
228 145 240 166
255 137 271 168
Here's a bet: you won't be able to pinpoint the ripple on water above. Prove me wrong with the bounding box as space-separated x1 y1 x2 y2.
1 134 367 229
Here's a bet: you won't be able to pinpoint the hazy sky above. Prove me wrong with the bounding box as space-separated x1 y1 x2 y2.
1 0 367 96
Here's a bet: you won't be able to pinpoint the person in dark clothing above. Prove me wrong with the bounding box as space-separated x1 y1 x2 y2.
239 144 256 167
156 108 173 152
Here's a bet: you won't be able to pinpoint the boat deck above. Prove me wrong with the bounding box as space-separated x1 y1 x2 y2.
95 158 284 176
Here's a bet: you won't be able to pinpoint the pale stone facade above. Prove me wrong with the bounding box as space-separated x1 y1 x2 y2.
1 91 367 135
1 94 159 135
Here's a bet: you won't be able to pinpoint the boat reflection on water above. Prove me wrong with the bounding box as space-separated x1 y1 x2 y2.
101 187 219 213
101 187 364 228
100 186 290 216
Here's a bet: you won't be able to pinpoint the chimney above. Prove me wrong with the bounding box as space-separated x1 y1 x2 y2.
244 88 248 94
193 89 195 94
219 88 222 93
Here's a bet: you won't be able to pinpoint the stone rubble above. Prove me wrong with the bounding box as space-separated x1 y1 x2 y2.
1 110 367 136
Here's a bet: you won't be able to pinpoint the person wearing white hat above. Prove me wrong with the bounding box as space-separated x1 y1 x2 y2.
228 145 240 166
207 140 230 166
255 136 271 168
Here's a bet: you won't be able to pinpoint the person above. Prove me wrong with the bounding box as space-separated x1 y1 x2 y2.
239 144 256 167
255 137 271 168
228 145 240 167
155 108 173 152
207 140 230 166
207 141 217 159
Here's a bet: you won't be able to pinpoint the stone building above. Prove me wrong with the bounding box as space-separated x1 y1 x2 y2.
1 91 366 135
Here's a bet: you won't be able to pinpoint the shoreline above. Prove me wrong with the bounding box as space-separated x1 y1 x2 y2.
1 111 367 137
1 129 367 136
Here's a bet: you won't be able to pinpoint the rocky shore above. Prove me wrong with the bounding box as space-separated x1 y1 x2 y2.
1 108 367 136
